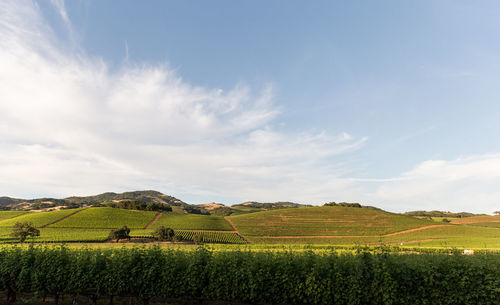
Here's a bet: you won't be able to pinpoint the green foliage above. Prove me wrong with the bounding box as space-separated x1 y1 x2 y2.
1 246 500 304
11 222 40 242
108 226 131 242
105 200 172 212
153 226 175 241
324 201 362 208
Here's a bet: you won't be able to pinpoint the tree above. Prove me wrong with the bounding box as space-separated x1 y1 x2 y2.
11 222 40 242
152 226 175 241
108 226 130 242
494 211 500 215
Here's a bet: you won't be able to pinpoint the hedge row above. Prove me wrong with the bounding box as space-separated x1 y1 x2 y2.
1 245 500 305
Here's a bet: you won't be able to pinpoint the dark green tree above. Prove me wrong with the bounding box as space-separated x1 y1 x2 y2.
152 226 175 241
11 222 40 242
108 226 131 242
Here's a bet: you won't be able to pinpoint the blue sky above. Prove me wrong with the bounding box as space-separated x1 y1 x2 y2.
1 0 500 213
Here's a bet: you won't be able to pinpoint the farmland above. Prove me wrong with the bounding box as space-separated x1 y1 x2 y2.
0 205 499 248
228 206 436 236
49 207 157 229
0 207 241 244
150 212 233 231
0 210 28 220
0 208 84 227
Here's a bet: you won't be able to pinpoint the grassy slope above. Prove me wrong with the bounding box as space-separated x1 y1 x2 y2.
451 215 500 224
150 213 232 231
50 207 156 229
0 211 29 220
0 208 84 227
229 206 436 237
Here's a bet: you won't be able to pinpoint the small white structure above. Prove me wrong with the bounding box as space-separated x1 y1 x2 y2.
463 249 474 255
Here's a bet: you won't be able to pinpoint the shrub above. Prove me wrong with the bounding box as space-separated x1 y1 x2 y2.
152 226 175 241
11 222 40 242
108 225 130 242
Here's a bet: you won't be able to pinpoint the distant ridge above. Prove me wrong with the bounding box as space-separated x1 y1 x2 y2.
0 190 187 211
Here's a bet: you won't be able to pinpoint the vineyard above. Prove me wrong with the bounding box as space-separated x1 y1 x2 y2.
49 207 157 229
0 209 84 228
149 213 233 231
1 246 500 305
0 211 29 220
174 230 246 244
228 206 437 236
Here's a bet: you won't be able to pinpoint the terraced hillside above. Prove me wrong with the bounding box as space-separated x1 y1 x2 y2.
228 206 436 237
150 213 232 231
50 207 157 229
0 208 85 227
0 207 243 244
0 205 499 248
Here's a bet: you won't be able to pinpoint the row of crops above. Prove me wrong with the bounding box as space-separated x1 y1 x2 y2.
0 246 499 305
131 230 246 244
0 227 245 244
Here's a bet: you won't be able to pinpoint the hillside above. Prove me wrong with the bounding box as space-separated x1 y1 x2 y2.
0 205 500 248
229 206 436 238
199 201 312 216
404 210 488 218
0 190 189 211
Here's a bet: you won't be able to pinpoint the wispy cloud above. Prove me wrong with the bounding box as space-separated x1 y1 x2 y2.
0 0 366 203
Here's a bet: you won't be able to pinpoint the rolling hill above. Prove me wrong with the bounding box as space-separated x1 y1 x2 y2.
0 201 499 248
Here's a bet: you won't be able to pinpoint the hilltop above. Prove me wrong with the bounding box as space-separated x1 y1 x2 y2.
0 190 188 212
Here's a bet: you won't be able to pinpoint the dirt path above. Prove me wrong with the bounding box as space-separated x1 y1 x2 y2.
144 212 162 229
257 225 449 239
224 217 250 244
41 208 87 228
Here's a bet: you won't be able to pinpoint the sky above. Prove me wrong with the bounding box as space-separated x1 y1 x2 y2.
1 0 500 213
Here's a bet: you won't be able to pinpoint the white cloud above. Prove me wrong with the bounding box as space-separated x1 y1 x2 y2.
0 0 365 203
3 1 500 214
370 154 500 213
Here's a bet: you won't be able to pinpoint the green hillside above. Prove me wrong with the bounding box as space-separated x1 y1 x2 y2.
0 210 29 220
0 208 84 227
229 206 436 237
50 207 157 229
150 213 233 231
0 204 499 248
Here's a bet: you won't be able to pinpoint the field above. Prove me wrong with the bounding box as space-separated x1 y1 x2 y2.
0 208 84 227
150 213 233 230
0 206 500 248
229 206 436 236
450 215 500 224
247 224 500 248
49 207 157 229
0 210 29 220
